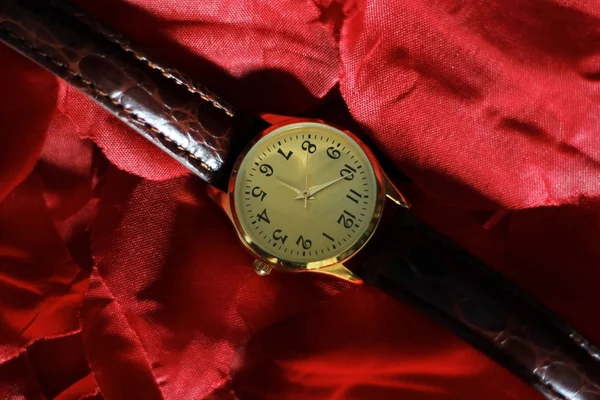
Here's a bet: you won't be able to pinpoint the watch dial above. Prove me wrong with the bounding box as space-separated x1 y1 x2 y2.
232 122 381 268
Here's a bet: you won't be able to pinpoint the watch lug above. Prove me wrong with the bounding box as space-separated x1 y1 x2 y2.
384 174 410 209
314 263 363 284
206 185 234 222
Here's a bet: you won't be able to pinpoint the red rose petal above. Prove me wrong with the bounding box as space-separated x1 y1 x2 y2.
0 46 57 202
339 0 600 209
0 174 88 362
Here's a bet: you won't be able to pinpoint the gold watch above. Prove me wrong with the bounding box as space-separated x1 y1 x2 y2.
208 118 409 282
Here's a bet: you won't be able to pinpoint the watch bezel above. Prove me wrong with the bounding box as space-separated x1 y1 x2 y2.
227 118 386 272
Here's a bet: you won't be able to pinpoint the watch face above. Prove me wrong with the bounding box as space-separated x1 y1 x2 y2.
230 121 384 270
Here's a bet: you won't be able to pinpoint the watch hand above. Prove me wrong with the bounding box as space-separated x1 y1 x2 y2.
294 173 354 199
276 178 315 199
304 147 309 209
276 177 302 195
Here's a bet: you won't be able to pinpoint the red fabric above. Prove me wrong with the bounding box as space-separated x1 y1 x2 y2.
1 0 599 399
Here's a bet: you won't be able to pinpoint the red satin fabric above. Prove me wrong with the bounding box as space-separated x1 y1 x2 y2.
1 1 599 399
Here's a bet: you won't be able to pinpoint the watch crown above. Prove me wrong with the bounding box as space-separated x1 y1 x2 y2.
253 260 273 276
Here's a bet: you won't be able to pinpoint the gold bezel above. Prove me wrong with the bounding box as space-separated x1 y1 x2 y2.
227 118 386 272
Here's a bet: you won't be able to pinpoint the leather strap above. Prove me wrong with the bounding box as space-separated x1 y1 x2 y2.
0 0 252 183
355 207 600 400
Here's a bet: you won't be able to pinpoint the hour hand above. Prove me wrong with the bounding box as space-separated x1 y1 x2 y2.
276 177 314 199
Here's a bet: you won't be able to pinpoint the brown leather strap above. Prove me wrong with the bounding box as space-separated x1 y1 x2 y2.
355 207 600 400
0 0 251 183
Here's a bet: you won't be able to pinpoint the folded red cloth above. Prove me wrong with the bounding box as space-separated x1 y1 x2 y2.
1 0 599 399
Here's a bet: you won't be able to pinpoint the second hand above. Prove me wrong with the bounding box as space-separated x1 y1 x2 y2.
304 147 309 209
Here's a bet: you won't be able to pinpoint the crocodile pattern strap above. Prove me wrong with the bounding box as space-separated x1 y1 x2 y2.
355 209 600 400
0 0 239 183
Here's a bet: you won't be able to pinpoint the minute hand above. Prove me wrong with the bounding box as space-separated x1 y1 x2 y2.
294 173 354 199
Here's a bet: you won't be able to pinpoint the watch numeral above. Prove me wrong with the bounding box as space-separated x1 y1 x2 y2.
340 164 357 180
272 229 288 244
301 140 317 154
295 235 312 250
251 186 267 201
337 210 356 229
257 208 270 224
326 146 341 159
346 189 362 204
322 232 335 242
259 164 274 177
277 148 293 160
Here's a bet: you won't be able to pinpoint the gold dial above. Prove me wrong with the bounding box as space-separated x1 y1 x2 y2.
230 121 384 270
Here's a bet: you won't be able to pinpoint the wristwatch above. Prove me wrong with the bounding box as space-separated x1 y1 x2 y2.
2 1 600 399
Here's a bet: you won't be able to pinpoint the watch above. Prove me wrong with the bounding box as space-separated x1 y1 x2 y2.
2 1 600 399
